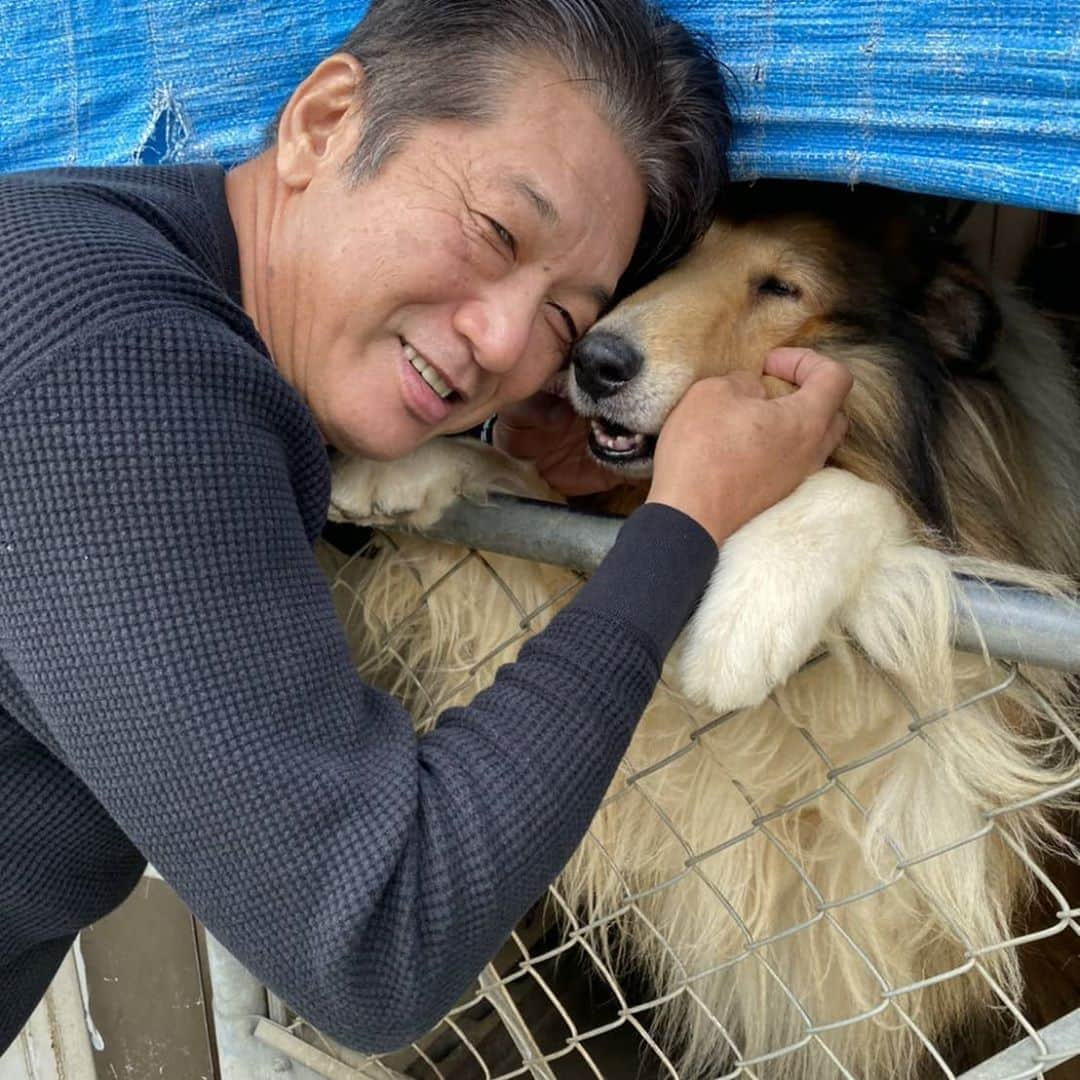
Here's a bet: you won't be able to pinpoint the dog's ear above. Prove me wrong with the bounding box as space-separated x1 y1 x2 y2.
920 255 1001 376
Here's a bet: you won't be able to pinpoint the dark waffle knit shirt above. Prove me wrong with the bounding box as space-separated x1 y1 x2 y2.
0 164 717 1051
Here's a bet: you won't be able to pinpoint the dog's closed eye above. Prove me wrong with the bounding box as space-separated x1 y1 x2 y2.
754 274 802 300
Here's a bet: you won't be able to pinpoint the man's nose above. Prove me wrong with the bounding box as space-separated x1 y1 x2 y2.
571 330 644 400
453 291 534 376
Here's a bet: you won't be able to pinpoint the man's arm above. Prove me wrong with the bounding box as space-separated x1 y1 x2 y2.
0 314 715 1050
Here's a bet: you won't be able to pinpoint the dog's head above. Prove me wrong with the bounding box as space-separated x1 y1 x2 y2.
568 186 1001 510
568 214 851 475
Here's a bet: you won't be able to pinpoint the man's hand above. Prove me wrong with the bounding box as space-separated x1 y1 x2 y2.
492 392 625 497
645 348 853 545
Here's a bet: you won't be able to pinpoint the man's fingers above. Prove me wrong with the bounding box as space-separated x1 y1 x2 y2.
822 410 849 461
765 347 853 417
492 395 579 458
763 347 825 385
711 370 767 399
496 392 575 433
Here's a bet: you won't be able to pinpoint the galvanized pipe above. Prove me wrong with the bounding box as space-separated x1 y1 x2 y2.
422 494 623 575
205 934 325 1080
955 578 1080 672
414 496 1080 674
956 1006 1080 1079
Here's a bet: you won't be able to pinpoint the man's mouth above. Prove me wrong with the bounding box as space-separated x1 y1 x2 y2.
402 339 461 402
587 416 658 466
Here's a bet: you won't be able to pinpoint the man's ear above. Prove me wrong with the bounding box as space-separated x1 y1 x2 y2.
275 53 365 189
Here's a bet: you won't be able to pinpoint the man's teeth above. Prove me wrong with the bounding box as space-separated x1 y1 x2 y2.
590 420 646 454
404 343 454 400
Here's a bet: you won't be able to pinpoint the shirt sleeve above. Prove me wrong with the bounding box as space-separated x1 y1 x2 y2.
0 313 716 1051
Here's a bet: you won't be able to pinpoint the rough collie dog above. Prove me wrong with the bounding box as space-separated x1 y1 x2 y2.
327 188 1080 1078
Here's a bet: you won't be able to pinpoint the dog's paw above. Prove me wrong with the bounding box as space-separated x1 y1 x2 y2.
677 469 909 712
328 438 552 529
328 454 456 529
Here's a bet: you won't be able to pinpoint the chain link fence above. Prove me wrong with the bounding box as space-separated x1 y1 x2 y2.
217 498 1080 1080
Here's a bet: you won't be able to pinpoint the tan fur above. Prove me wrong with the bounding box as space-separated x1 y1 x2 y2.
328 212 1080 1078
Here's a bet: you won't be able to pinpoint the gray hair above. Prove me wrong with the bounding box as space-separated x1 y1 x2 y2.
278 0 733 290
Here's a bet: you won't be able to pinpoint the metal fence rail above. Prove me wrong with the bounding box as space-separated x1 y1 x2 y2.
210 497 1080 1080
423 496 1080 673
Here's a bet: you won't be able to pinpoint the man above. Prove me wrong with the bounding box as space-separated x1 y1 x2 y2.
0 0 851 1053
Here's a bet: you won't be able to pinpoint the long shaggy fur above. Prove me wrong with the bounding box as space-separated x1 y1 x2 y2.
328 194 1080 1078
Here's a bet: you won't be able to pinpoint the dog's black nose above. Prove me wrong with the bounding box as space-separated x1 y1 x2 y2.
571 331 644 400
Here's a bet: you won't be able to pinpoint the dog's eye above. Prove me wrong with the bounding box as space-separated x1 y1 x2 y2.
755 275 802 300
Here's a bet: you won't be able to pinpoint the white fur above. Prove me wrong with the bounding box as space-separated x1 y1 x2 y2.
679 468 917 712
324 270 1080 1078
327 443 1076 1078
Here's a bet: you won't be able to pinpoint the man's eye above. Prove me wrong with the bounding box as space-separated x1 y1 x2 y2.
547 300 578 343
481 214 516 257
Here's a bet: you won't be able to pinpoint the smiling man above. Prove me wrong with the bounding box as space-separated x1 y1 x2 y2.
228 56 644 460
0 0 850 1054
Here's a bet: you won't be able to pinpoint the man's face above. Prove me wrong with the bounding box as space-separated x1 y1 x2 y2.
270 63 647 460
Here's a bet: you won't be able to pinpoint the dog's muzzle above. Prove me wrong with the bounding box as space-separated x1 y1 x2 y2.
570 331 657 470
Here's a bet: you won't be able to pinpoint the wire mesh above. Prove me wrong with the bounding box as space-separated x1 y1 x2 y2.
297 518 1080 1080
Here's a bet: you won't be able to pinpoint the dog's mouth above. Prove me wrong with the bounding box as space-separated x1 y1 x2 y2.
587 416 658 467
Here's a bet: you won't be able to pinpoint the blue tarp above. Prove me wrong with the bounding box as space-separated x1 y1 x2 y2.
1 1 1077 212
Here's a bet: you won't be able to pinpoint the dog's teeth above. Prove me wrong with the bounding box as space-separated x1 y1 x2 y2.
591 419 645 454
